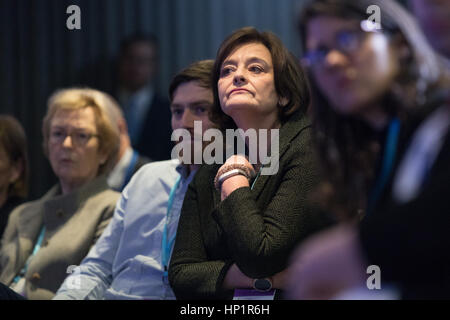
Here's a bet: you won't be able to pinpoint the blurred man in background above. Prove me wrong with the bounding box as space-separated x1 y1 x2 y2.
105 96 150 192
115 34 172 161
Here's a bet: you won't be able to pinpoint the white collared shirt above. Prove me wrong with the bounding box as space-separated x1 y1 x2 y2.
54 159 197 300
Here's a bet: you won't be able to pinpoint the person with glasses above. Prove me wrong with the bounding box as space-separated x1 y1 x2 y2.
286 0 450 299
0 88 121 299
53 60 218 300
297 0 448 220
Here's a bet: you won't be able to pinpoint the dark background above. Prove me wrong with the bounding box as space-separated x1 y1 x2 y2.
0 0 406 199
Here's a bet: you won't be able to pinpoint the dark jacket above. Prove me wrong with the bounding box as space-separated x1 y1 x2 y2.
134 93 173 161
360 129 450 299
169 110 335 299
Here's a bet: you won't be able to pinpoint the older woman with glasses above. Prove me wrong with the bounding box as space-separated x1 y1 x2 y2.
0 88 121 300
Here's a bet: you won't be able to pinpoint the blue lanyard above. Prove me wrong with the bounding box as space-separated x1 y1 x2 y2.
120 150 139 191
366 118 401 216
251 167 262 190
161 176 182 280
13 226 46 283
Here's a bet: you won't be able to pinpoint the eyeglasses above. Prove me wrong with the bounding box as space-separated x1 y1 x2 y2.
303 29 369 68
49 130 99 146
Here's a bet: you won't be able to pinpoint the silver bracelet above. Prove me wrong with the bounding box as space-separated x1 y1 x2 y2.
215 169 249 190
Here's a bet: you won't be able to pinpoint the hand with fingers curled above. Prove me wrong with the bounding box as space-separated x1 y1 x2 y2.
214 155 256 201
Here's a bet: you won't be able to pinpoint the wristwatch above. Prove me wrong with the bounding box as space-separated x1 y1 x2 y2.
252 278 273 292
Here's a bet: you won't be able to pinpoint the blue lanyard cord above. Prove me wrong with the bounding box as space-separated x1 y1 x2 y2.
251 167 262 190
14 226 46 282
161 176 182 275
367 118 401 216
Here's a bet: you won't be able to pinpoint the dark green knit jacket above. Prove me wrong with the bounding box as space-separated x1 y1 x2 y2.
169 110 334 299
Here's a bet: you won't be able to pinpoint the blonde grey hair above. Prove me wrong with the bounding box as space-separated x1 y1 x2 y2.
42 87 121 175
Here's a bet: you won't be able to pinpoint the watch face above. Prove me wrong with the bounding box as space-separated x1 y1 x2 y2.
254 278 272 292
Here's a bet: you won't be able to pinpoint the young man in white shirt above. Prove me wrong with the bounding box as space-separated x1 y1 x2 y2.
54 60 217 300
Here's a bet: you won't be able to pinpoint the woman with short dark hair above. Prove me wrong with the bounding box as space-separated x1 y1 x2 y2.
210 27 311 130
169 27 333 299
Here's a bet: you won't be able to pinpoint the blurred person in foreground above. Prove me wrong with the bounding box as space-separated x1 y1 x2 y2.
287 0 450 300
409 0 450 62
115 33 172 161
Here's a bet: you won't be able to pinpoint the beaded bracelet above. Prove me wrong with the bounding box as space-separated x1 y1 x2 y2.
214 163 256 191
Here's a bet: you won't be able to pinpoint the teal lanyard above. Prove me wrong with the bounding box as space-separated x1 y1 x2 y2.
13 226 46 283
161 176 182 281
160 168 260 282
251 167 262 190
366 118 401 216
